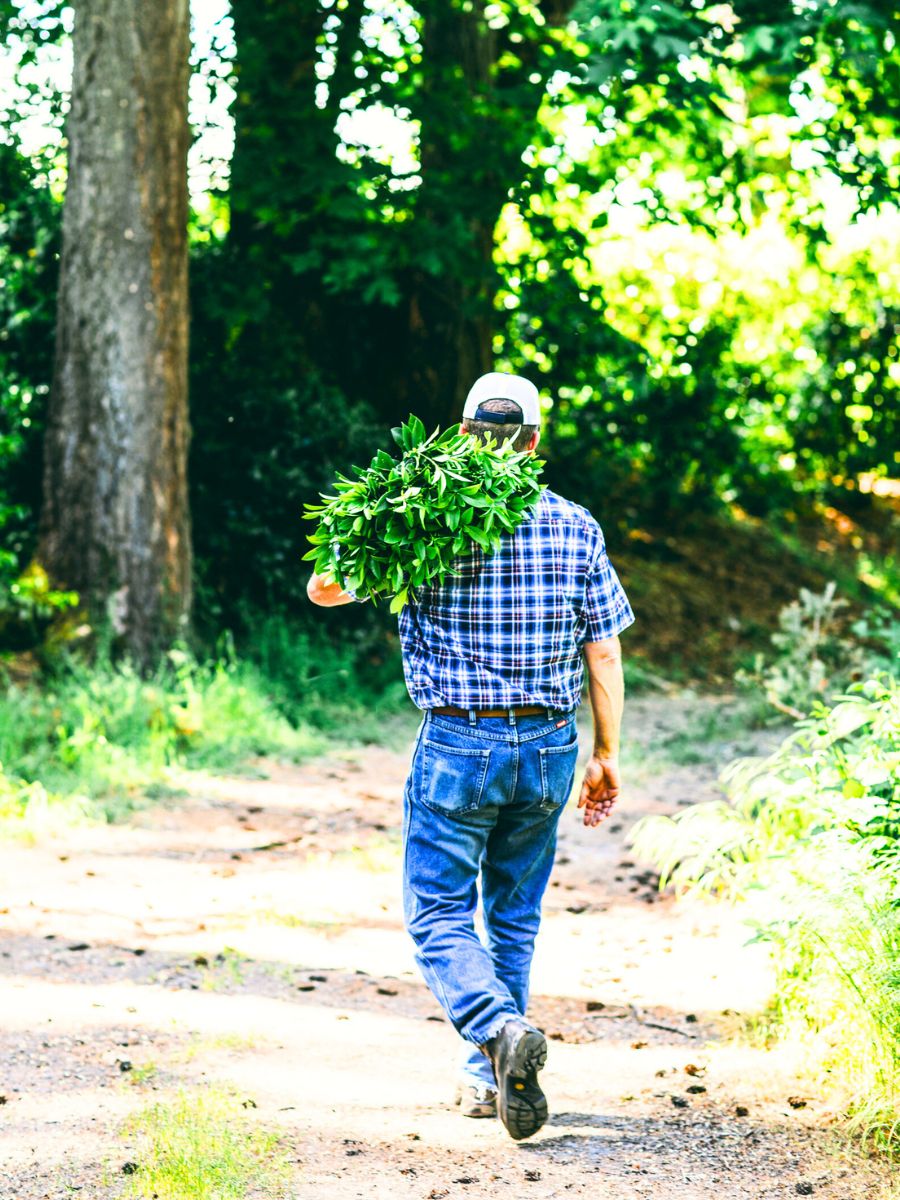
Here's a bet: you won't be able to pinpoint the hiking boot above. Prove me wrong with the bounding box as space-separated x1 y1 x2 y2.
453 1079 498 1118
482 1019 548 1140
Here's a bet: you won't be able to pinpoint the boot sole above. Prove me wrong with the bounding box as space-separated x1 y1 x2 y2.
498 1030 548 1141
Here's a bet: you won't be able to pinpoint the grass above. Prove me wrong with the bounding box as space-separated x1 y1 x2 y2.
195 948 249 992
117 1087 292 1200
0 618 415 833
179 1032 263 1062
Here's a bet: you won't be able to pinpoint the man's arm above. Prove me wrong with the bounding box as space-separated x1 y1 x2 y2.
578 635 624 828
307 571 357 607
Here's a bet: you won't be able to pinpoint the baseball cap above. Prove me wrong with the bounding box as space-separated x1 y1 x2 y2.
462 372 541 427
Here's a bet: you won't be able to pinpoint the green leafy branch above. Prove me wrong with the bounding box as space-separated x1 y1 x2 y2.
302 415 545 612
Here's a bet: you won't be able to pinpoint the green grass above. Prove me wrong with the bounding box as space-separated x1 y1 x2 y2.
0 619 415 832
118 1088 292 1199
177 1032 263 1063
195 948 249 992
236 615 415 741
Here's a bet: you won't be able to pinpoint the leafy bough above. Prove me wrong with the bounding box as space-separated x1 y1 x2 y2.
302 415 545 612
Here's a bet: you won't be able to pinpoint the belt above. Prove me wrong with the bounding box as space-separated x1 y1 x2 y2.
430 705 550 719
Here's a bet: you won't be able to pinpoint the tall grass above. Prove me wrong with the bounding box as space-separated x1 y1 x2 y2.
631 675 900 1154
0 619 413 830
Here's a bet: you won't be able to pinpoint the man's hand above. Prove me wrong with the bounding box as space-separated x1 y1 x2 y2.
577 754 621 828
307 571 357 607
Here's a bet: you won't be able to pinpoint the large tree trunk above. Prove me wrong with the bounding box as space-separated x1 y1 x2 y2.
39 0 192 666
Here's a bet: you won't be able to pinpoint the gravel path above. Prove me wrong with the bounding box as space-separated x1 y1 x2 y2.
0 697 895 1199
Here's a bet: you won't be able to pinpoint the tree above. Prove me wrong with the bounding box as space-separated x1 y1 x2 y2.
38 0 192 665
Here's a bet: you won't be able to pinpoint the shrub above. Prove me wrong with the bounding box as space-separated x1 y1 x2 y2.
736 583 897 719
631 675 900 1152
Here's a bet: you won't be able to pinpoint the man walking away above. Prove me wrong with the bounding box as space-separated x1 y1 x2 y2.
308 372 634 1140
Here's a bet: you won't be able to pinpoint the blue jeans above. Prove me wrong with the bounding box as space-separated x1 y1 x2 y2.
402 708 579 1086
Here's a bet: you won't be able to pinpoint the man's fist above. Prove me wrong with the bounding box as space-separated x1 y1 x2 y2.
577 754 621 828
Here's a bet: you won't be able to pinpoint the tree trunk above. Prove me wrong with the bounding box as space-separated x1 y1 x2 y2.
401 0 576 431
39 0 192 667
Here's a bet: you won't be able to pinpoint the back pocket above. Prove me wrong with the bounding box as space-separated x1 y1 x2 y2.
419 739 491 817
538 741 579 809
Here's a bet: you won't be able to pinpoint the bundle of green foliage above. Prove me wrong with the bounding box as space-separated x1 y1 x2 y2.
631 675 900 1153
303 415 545 612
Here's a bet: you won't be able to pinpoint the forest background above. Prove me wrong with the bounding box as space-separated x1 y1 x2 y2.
1 0 897 682
0 0 899 1178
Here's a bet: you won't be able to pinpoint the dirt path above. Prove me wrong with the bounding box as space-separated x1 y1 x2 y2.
0 697 895 1199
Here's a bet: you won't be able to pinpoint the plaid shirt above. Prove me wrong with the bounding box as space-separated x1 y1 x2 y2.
397 488 634 711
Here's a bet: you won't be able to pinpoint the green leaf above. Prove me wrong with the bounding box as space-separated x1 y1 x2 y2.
389 588 409 613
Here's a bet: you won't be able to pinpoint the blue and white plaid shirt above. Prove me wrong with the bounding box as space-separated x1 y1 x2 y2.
397 488 634 711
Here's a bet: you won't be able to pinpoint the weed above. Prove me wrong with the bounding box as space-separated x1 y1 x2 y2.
631 674 900 1155
178 1032 262 1063
119 1087 292 1199
197 947 248 992
125 1063 159 1087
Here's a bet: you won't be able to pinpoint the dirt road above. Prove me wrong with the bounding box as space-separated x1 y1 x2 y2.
0 698 894 1198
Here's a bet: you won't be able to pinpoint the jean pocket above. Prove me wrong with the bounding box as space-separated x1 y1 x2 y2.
538 741 579 809
419 738 491 817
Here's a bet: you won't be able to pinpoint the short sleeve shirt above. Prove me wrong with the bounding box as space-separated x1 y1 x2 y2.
397 488 634 710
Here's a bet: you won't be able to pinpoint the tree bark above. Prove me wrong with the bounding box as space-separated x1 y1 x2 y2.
401 0 577 431
39 0 192 666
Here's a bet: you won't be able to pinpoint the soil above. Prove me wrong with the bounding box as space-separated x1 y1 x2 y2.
0 696 895 1199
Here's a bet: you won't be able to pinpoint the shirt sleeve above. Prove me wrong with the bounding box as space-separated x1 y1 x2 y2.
582 532 635 643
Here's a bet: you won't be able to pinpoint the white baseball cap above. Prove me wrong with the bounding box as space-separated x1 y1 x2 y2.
462 372 541 427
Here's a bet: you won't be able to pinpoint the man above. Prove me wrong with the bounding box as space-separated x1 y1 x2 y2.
308 372 634 1141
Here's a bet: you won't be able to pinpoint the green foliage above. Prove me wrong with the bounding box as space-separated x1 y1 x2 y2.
303 416 544 611
0 139 60 568
0 560 78 652
235 613 412 739
0 644 325 828
736 584 899 718
631 676 900 1151
1 0 898 630
120 1088 291 1200
0 614 416 832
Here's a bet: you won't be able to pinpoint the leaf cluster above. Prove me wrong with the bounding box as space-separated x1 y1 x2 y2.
303 416 544 612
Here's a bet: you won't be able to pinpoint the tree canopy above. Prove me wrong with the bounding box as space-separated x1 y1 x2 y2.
1 0 897 632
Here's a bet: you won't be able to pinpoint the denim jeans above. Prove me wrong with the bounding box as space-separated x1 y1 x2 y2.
402 708 579 1086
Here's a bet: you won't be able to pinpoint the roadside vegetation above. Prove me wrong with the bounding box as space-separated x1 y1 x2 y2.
116 1088 293 1200
633 593 900 1156
0 614 412 833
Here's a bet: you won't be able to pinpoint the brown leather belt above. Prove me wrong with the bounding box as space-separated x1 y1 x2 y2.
430 705 549 718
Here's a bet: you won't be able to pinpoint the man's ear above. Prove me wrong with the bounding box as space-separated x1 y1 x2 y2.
528 429 541 452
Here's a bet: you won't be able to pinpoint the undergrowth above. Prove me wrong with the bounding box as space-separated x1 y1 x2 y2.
0 621 413 832
117 1087 292 1199
631 674 900 1156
